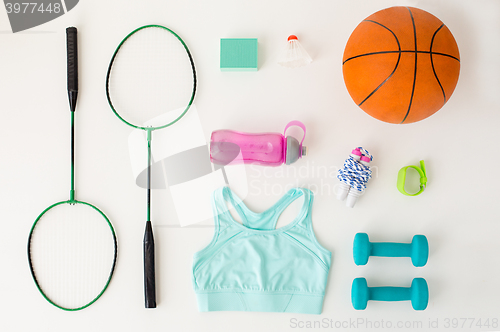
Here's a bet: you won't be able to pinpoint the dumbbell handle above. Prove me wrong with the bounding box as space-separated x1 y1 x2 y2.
370 286 411 301
371 242 411 257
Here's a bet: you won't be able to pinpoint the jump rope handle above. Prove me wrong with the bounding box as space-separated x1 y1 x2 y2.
144 221 156 308
66 27 78 112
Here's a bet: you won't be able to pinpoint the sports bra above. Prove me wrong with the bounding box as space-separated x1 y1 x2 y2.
192 187 331 314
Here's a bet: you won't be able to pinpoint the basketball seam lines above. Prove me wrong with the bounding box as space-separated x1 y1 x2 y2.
400 7 418 124
342 50 459 65
430 24 447 105
357 20 401 108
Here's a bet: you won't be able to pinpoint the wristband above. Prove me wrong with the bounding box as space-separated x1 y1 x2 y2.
397 160 427 196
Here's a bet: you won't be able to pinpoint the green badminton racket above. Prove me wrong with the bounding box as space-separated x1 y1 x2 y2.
28 27 117 311
106 25 196 308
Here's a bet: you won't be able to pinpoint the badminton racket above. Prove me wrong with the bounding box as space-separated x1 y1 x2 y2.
106 25 196 308
28 27 117 311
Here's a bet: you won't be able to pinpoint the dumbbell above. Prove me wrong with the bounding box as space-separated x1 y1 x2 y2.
352 277 428 310
353 233 428 267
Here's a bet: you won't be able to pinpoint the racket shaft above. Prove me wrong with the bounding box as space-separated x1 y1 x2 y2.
144 220 156 308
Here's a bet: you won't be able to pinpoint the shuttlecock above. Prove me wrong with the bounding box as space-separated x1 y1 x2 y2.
278 35 312 68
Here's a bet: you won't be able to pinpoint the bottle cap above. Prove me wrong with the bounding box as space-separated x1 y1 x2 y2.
285 136 302 165
284 121 306 165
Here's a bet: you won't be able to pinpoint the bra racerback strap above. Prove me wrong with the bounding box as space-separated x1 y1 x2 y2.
240 188 309 230
212 186 251 225
296 188 314 229
212 186 313 231
266 188 310 230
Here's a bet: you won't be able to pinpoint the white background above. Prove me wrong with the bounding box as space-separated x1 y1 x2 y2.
1 0 500 331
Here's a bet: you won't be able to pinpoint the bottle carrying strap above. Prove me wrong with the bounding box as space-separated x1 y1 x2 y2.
284 120 306 152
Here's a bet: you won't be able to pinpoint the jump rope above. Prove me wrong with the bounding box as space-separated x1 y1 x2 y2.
337 147 373 207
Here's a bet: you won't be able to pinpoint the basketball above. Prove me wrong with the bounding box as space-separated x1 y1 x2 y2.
342 6 460 124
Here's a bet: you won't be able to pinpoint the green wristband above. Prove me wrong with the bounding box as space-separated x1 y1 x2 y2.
397 160 427 196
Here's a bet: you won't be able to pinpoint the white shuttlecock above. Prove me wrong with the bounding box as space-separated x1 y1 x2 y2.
278 35 313 68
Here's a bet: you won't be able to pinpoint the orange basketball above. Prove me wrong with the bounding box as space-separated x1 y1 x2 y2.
342 6 460 124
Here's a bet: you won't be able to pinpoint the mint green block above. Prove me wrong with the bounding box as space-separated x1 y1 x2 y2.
220 38 258 71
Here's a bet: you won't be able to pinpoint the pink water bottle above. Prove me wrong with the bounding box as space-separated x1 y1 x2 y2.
210 121 307 166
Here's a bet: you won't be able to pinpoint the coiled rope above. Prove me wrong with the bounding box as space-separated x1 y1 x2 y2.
337 147 373 192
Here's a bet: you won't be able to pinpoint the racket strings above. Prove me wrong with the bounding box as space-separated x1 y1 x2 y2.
29 203 116 310
108 26 195 128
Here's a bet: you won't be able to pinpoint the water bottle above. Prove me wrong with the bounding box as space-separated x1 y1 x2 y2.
210 121 306 166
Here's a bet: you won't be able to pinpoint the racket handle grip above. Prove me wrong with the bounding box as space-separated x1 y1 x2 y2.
66 27 78 112
144 220 156 308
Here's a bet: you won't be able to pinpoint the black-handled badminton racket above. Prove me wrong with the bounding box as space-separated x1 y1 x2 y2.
27 27 117 311
106 25 196 308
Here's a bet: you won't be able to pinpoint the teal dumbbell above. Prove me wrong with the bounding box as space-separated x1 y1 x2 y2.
353 233 428 267
352 277 428 310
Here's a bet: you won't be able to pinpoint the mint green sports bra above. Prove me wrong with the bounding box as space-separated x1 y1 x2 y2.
192 187 331 314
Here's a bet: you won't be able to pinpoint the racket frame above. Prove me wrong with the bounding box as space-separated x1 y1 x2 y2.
105 24 197 131
28 200 117 311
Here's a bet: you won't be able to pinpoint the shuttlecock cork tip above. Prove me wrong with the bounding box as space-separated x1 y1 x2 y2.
288 35 298 41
